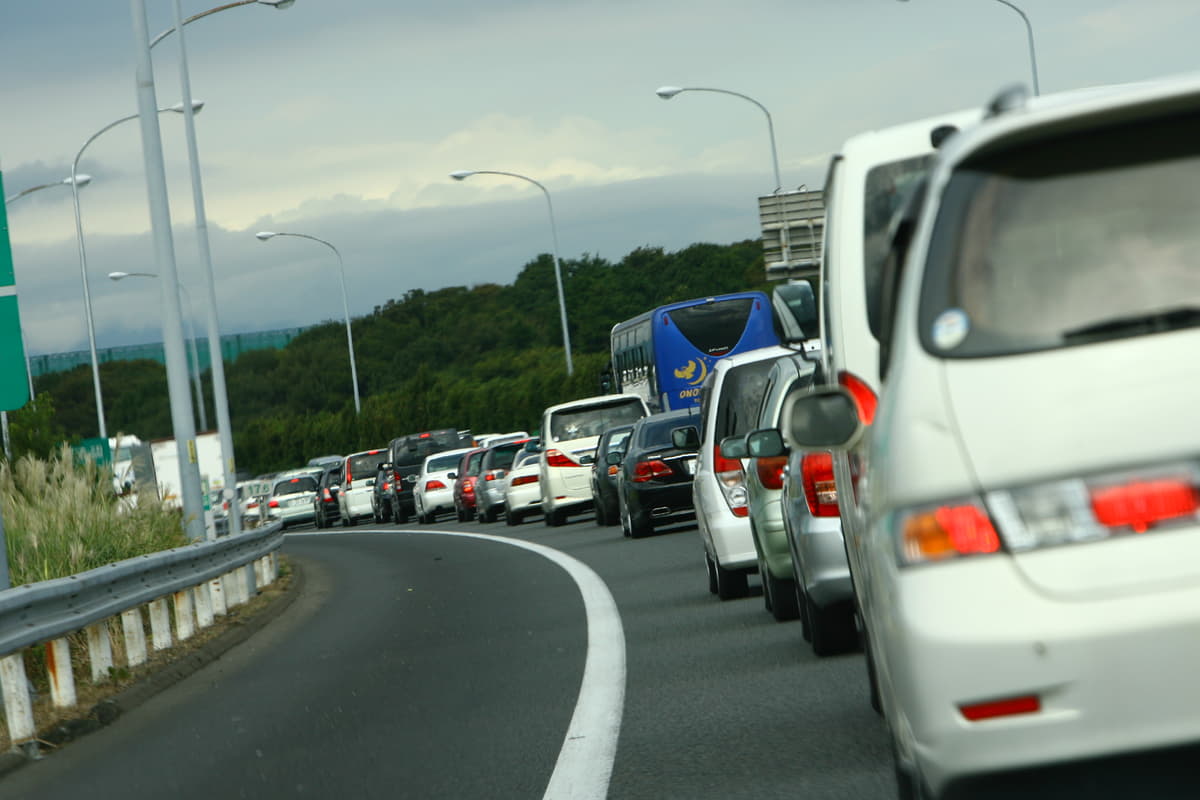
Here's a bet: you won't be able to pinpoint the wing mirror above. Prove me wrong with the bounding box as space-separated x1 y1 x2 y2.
605 451 624 466
780 387 864 450
719 435 748 460
746 428 787 458
448 472 458 480
671 426 701 451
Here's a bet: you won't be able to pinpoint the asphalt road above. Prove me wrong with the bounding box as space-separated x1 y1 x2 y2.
2 513 894 799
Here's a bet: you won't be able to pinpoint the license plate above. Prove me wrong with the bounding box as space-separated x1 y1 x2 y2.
288 498 305 507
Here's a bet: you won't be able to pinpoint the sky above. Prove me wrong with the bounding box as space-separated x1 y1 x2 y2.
0 0 1197 356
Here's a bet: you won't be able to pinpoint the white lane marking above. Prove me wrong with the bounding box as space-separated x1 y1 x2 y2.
285 528 626 800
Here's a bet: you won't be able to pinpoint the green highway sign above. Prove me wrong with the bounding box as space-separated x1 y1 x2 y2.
73 437 112 467
0 170 30 412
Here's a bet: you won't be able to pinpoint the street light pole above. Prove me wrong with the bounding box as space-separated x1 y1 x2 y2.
130 0 205 542
254 232 361 414
448 170 574 376
108 272 207 433
70 102 201 441
4 175 92 461
151 0 295 540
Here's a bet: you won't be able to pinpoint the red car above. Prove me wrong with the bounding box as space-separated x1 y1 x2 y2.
452 448 486 521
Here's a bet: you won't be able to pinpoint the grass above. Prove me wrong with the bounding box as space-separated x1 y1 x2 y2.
2 446 190 587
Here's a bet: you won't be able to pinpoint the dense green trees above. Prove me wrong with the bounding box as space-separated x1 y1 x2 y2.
25 239 768 474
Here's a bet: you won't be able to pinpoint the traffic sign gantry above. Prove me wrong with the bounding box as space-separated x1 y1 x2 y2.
0 171 30 413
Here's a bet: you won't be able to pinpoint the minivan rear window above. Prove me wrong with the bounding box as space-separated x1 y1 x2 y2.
920 108 1200 357
549 398 646 441
348 452 386 478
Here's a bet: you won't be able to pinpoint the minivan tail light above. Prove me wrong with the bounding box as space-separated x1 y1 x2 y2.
838 370 878 426
801 453 839 516
756 456 788 491
545 449 578 468
899 500 1000 565
713 445 748 516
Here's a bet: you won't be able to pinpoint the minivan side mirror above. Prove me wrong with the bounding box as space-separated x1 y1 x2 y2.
671 426 701 451
719 435 749 460
746 428 787 458
780 387 864 450
448 472 458 480
772 280 818 343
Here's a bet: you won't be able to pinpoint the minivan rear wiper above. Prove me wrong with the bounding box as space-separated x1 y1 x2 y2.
1061 306 1200 342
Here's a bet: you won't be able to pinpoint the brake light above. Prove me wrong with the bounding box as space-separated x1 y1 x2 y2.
268 499 279 508
383 482 391 491
463 478 476 495
512 474 539 487
425 480 447 491
1090 479 1198 533
322 489 334 503
900 501 1000 565
801 453 838 517
960 695 1040 722
713 445 748 517
607 465 619 476
838 370 878 426
756 456 787 491
632 459 672 483
545 449 577 468
484 470 507 481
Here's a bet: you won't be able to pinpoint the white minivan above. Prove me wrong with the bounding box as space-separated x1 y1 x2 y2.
338 447 387 526
539 394 649 526
787 77 1200 798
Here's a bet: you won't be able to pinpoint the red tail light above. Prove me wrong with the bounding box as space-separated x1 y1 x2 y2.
511 474 539 487
268 499 279 508
756 456 788 491
463 478 476 495
960 695 1040 722
545 449 577 468
838 370 878 426
713 450 744 475
713 445 748 516
1090 479 1199 533
425 480 447 491
801 453 839 517
383 482 391 491
484 470 507 481
632 459 672 483
901 503 1000 564
322 488 335 503
248 500 258 509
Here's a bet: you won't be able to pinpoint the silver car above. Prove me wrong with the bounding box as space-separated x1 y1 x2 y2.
267 469 321 529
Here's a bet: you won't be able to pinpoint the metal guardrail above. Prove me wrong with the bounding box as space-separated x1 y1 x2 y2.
0 520 285 753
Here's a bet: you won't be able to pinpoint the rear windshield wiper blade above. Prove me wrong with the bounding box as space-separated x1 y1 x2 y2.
1062 306 1200 342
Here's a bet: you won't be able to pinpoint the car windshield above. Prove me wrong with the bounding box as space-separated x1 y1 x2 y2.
550 399 645 441
273 476 317 496
920 108 1200 357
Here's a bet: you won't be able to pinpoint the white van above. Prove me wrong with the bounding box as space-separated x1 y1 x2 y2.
338 447 388 526
539 394 649 526
787 77 1200 798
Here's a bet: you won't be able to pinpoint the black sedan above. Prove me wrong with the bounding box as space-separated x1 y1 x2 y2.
312 460 344 529
615 408 701 538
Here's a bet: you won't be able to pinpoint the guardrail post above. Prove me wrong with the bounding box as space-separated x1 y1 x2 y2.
148 598 173 652
121 607 148 667
45 638 77 708
209 576 227 616
0 653 35 748
173 589 195 642
269 551 279 583
254 556 268 588
86 622 114 682
194 582 214 629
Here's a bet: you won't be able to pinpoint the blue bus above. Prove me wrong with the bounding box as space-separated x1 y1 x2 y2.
610 291 780 412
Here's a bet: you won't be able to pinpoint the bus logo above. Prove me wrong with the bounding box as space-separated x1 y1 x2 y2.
674 359 709 386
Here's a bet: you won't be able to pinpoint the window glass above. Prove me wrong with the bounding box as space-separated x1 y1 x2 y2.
863 154 934 338
427 452 464 473
715 358 778 441
667 298 754 357
274 476 317 496
550 398 646 441
348 452 386 477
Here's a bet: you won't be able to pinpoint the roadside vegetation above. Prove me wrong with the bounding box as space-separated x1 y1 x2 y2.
1 446 189 587
18 239 770 474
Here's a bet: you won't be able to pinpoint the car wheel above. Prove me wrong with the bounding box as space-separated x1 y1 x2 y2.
864 626 883 715
396 505 409 524
713 557 749 601
625 497 652 539
892 737 930 800
808 596 856 657
545 506 564 527
797 584 813 643
704 551 718 595
762 563 800 622
505 506 522 526
619 498 631 538
346 514 357 527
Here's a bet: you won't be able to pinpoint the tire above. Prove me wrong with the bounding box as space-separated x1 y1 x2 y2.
808 595 856 657
340 513 349 528
762 563 800 622
713 557 749 601
395 505 409 524
594 496 608 526
798 585 813 643
623 493 652 539
478 504 495 524
865 627 884 715
346 514 357 527
704 551 718 595
505 506 522 526
545 506 564 527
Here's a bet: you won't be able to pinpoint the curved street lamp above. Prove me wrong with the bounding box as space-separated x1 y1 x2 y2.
5 174 91 206
449 169 574 376
897 0 1040 96
108 272 208 433
656 85 783 194
147 0 295 539
71 101 203 441
255 232 361 414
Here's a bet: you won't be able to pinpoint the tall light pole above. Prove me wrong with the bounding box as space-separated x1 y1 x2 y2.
3 175 92 461
149 0 294 539
255 232 361 414
656 85 792 269
896 0 1040 96
71 101 202 441
655 86 783 193
449 170 574 376
108 272 207 433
